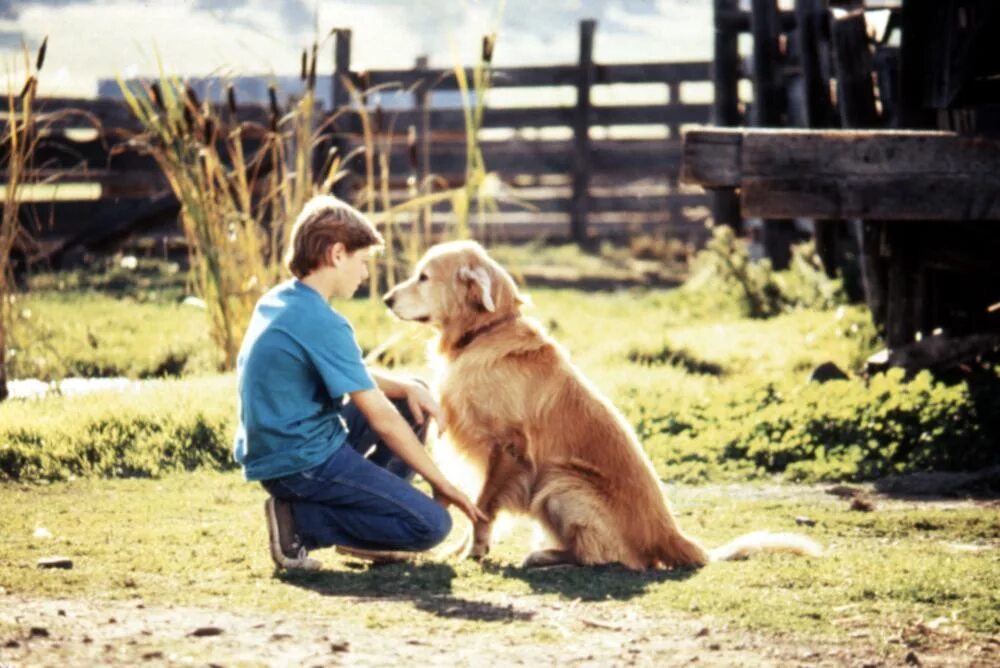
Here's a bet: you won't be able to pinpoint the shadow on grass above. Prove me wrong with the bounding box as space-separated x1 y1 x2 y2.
626 343 725 376
277 561 537 623
479 560 698 602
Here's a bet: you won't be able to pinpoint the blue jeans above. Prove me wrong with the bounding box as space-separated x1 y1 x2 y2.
260 397 452 552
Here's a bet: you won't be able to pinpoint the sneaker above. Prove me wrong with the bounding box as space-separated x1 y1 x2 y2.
264 497 322 571
334 545 419 564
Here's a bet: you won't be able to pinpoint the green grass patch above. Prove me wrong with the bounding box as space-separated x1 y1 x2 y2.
8 289 215 380
1 472 996 645
0 376 234 481
3 283 999 484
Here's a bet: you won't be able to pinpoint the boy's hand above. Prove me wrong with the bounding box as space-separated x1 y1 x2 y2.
433 483 488 524
403 380 443 429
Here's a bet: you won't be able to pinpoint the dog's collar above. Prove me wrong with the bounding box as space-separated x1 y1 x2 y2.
454 314 518 350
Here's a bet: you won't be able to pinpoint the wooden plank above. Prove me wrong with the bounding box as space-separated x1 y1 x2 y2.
368 103 709 133
372 192 707 215
751 0 787 126
831 8 880 128
715 8 798 32
739 173 1000 220
831 7 888 329
571 19 596 245
795 0 837 128
332 28 354 202
681 127 1000 220
592 104 711 126
1 169 166 197
364 61 713 91
339 137 683 178
4 97 273 133
680 127 743 187
712 0 743 232
752 0 795 269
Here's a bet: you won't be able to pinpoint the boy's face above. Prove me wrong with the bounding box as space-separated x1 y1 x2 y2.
331 245 371 298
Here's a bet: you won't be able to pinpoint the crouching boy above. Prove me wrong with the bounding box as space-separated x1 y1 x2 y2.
234 195 485 569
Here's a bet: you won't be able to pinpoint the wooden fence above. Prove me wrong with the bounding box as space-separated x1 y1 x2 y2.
6 20 727 266
684 0 1000 354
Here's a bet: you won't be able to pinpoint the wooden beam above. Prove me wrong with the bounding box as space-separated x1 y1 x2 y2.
711 0 743 232
363 61 712 91
831 8 880 128
571 19 596 245
681 127 1000 220
752 0 795 269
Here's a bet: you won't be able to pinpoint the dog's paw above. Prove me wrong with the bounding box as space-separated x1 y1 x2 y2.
521 549 575 569
468 542 490 561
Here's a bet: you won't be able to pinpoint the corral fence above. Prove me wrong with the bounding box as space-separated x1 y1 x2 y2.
5 20 736 268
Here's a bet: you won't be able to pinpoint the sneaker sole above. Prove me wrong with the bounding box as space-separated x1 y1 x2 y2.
264 498 321 571
335 545 421 564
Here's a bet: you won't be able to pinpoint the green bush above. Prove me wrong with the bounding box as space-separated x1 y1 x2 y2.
629 367 1000 484
685 226 848 319
0 376 235 481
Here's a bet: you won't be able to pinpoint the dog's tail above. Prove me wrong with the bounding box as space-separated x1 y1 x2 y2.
709 531 823 562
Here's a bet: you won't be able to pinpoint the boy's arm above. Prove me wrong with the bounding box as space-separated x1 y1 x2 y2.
368 369 442 428
349 388 486 524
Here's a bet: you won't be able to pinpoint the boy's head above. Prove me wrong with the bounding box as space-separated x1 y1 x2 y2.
284 196 384 279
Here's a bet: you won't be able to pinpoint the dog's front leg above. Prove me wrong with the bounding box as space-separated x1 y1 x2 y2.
469 442 532 560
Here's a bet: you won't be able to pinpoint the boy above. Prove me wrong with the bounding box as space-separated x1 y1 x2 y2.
234 196 485 570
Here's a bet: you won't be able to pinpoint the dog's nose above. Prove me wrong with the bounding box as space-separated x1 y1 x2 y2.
383 294 395 308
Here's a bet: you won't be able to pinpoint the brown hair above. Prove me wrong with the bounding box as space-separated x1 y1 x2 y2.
284 196 384 278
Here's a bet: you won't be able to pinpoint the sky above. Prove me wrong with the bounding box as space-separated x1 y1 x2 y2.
0 0 714 99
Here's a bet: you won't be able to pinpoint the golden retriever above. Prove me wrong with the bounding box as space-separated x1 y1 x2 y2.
384 240 820 570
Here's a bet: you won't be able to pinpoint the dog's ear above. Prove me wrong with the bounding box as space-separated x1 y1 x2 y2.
458 265 496 312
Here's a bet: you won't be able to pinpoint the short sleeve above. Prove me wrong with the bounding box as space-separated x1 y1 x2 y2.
300 319 376 399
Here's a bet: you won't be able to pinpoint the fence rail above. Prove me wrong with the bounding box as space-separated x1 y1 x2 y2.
4 20 724 265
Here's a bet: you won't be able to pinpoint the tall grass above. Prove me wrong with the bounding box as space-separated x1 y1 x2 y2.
0 39 47 401
451 33 498 240
118 43 345 370
119 28 513 366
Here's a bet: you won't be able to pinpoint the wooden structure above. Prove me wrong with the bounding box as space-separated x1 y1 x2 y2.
683 0 1000 349
325 25 715 244
5 20 725 267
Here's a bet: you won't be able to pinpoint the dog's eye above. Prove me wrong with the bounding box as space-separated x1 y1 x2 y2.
418 273 429 282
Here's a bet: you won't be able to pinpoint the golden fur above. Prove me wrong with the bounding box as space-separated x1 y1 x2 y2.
384 240 821 569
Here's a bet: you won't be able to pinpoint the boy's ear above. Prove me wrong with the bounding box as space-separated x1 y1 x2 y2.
328 242 347 266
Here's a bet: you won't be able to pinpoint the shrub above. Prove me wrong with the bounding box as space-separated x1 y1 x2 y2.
629 367 1000 484
685 226 848 319
0 376 235 481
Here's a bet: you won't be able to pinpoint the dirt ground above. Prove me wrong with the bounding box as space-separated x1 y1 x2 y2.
2 591 995 667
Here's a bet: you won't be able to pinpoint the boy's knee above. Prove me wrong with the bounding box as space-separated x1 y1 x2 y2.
413 504 452 550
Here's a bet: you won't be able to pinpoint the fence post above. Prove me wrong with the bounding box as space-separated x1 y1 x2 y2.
711 0 743 233
413 55 432 243
751 0 795 269
333 29 352 111
332 29 353 203
571 19 595 247
831 9 892 336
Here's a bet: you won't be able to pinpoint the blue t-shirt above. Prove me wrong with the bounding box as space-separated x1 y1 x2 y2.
233 279 375 481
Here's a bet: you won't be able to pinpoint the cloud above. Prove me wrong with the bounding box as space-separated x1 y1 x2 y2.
0 0 717 97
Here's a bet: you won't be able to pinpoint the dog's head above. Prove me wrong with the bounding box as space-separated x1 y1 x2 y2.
383 240 524 335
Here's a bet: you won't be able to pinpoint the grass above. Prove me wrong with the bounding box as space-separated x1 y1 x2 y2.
8 287 215 380
2 248 998 661
2 471 997 649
